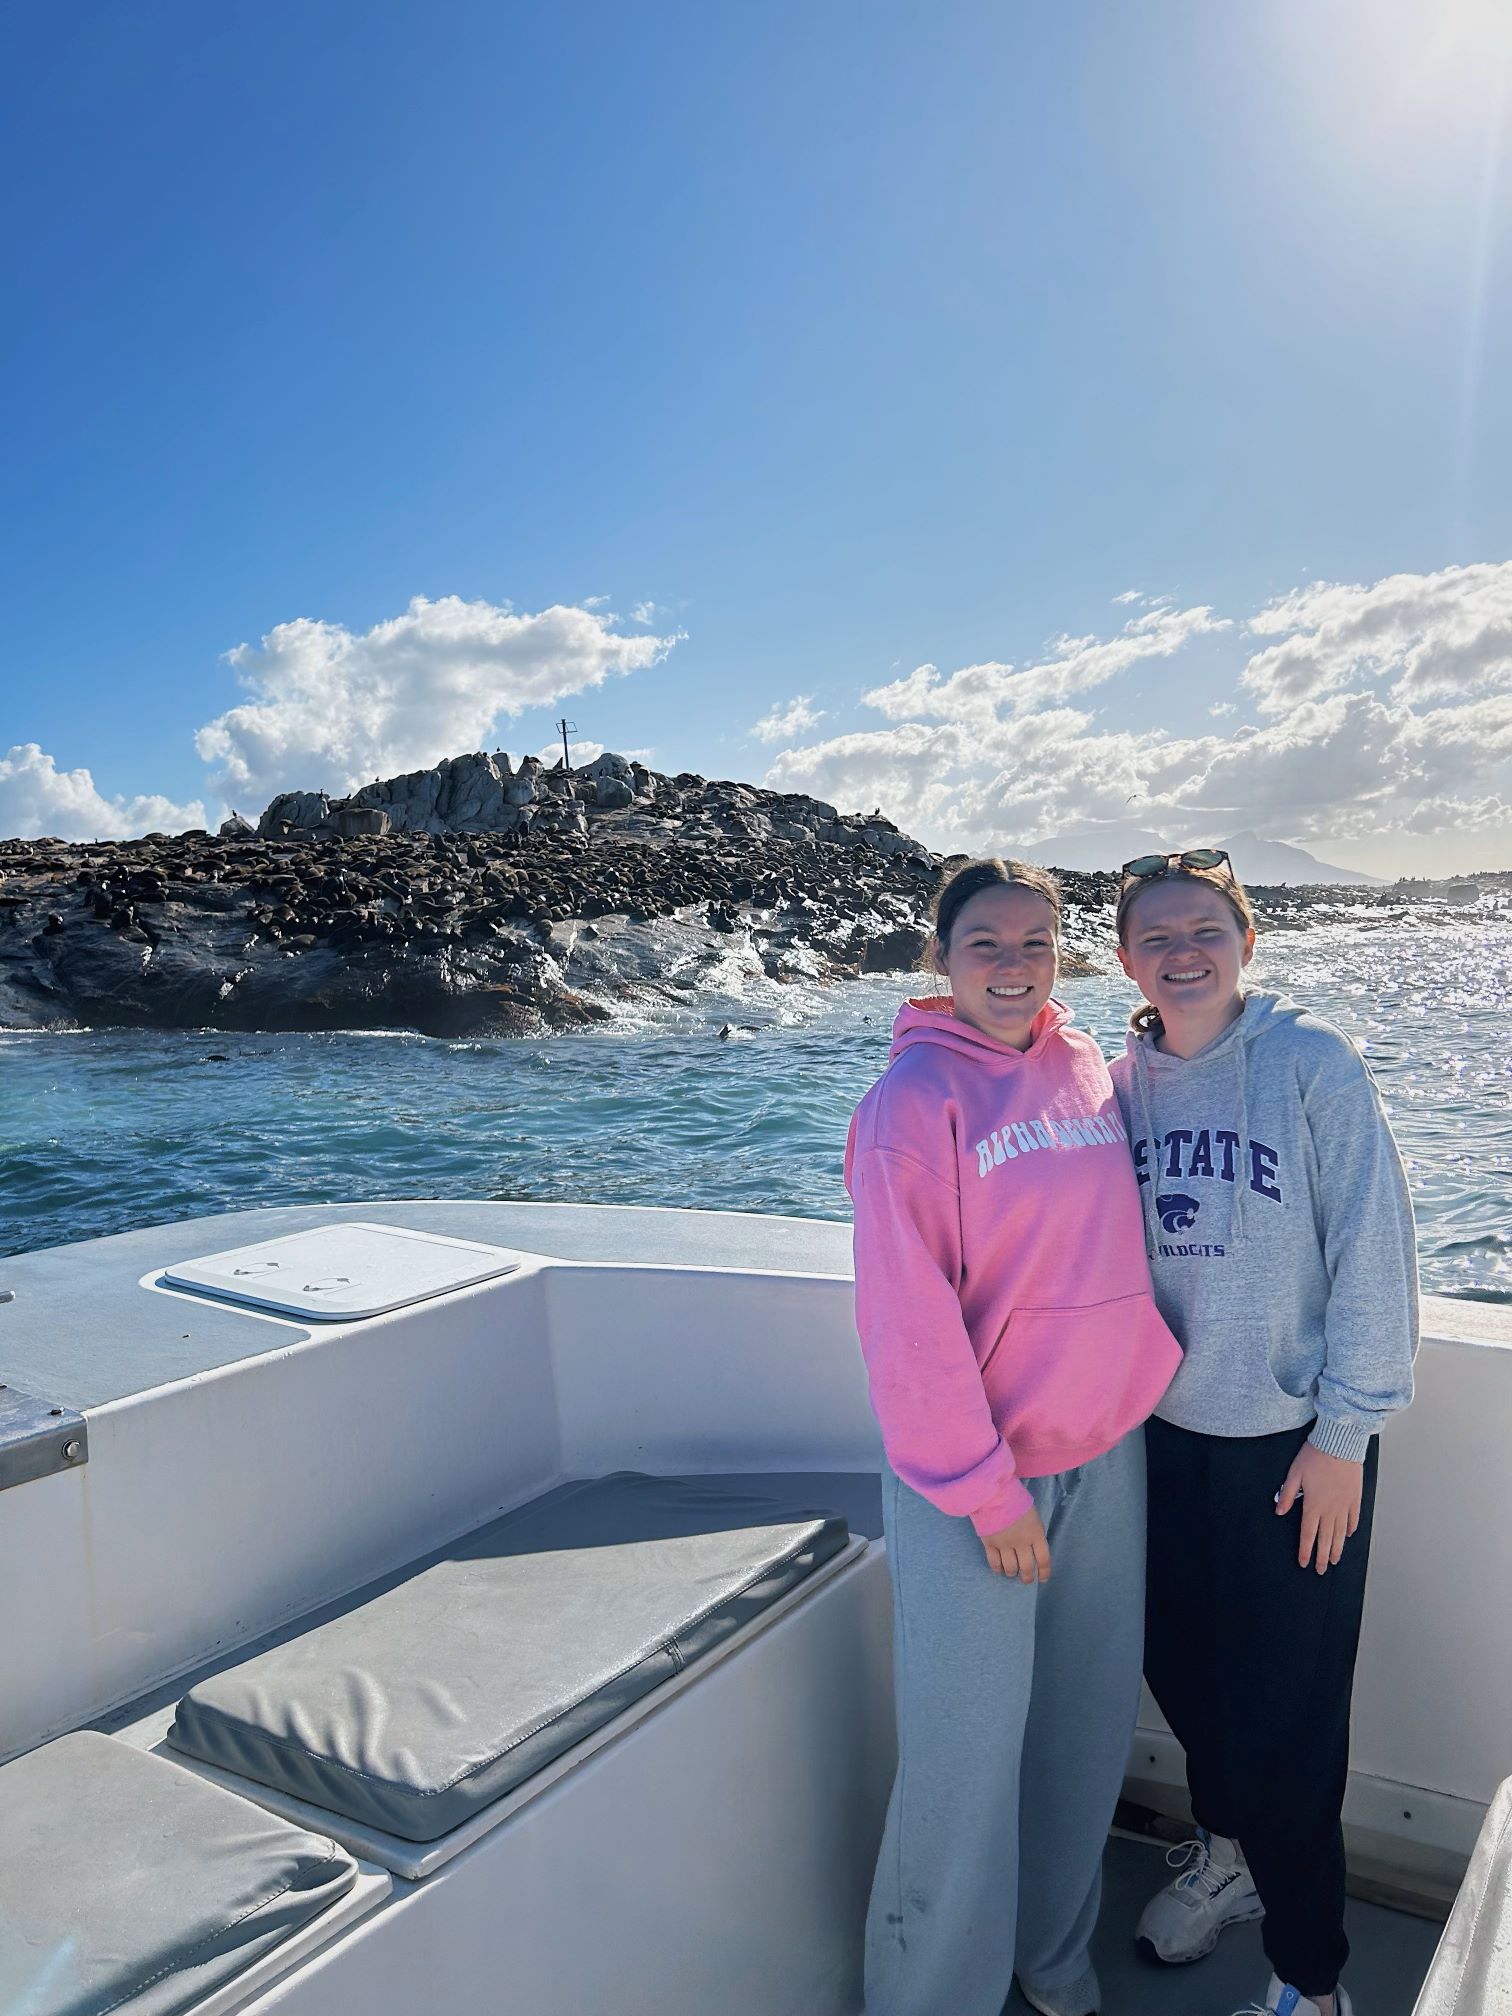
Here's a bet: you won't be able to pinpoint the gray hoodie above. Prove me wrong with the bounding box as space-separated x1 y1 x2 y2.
1108 990 1418 1460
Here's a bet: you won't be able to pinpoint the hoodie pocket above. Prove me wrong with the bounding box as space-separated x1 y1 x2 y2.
980 1291 1180 1461
1261 1316 1321 1408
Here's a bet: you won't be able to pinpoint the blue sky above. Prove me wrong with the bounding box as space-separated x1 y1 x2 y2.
3 0 1511 874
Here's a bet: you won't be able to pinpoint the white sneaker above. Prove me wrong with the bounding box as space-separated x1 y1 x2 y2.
1233 1973 1354 2016
1017 1961 1100 2016
1135 1828 1264 1964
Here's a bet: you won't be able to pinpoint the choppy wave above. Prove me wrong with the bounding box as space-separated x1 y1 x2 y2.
2 915 1508 1302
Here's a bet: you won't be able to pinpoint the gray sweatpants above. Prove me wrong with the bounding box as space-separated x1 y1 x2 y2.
864 1431 1146 2016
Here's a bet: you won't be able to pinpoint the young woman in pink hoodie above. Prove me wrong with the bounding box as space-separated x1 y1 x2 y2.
845 857 1181 2016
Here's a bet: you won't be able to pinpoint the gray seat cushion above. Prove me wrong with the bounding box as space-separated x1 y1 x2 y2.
168 1471 850 1843
0 1731 357 2016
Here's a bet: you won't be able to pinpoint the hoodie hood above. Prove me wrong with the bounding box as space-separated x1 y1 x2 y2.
889 993 1073 1067
1124 989 1309 1072
1121 990 1311 1256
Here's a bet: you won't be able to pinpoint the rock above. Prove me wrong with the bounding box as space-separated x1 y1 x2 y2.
590 776 635 810
329 806 390 839
259 790 330 836
858 922 929 970
347 752 509 833
535 800 588 838
219 813 256 839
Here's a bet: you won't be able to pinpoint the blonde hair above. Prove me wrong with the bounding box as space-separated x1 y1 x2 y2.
1117 864 1256 1035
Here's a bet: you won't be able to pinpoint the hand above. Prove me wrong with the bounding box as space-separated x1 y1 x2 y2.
981 1506 1051 1584
1275 1442 1364 1574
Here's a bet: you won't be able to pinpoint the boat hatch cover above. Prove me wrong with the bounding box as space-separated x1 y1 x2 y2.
160 1221 526 1321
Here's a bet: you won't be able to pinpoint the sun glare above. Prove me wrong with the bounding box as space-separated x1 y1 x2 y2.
1265 0 1511 194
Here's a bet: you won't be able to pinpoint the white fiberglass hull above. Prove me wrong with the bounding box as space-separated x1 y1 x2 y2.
0 1201 1507 2014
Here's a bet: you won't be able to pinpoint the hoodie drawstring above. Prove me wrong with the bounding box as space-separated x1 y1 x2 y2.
1134 1039 1159 1261
1132 996 1256 1256
1232 1034 1249 1249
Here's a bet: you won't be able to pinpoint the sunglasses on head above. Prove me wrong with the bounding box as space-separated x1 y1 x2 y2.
1120 847 1233 882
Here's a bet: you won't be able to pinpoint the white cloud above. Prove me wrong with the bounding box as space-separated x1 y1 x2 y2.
194 594 683 807
1113 588 1143 605
0 743 206 841
863 603 1228 724
766 720 1038 849
537 737 606 769
1168 694 1407 822
1399 794 1508 835
785 686 1512 858
750 694 827 744
1411 691 1512 763
764 575 1512 871
532 740 656 768
767 710 1159 848
1242 560 1512 712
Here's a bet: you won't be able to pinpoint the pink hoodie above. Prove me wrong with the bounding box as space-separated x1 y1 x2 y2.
845 995 1180 1536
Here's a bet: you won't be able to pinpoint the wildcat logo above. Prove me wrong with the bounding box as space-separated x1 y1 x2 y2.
1157 1192 1200 1233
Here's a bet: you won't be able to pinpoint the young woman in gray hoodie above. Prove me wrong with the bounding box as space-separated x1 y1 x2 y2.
1108 853 1418 2016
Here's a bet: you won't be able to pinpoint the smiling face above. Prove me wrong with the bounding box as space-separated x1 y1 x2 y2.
1117 874 1255 1052
934 883 1059 1048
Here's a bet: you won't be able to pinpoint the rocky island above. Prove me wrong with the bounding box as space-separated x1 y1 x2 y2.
1 749 1505 1037
0 751 965 1036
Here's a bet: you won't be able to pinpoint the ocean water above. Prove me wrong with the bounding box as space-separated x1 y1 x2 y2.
3 915 1509 1302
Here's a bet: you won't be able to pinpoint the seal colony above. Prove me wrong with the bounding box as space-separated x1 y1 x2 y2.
0 751 1049 1037
0 749 1503 1037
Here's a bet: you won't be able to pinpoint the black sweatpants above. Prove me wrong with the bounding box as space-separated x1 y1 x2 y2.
1144 1414 1379 1999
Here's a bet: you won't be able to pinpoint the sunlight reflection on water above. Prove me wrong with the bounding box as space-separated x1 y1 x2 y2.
3 914 1508 1300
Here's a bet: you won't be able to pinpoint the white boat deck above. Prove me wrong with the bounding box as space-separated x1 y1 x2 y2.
0 1199 1505 2015
0 1196 855 1408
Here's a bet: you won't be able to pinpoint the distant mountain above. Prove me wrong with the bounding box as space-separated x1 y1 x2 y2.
1013 822 1167 875
1017 823 1381 886
1216 831 1381 887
